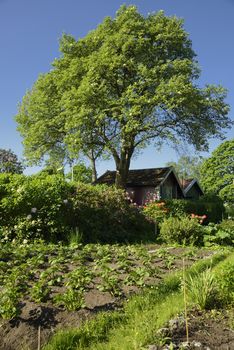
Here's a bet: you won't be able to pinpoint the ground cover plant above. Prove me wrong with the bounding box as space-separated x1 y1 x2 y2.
0 239 219 350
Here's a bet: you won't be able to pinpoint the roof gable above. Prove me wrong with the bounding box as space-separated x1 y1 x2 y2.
182 178 204 195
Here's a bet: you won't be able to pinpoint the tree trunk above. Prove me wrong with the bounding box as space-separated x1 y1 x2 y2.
115 148 133 189
88 149 97 182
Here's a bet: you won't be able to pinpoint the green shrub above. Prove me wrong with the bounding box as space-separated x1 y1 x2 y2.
0 174 153 244
142 201 169 223
163 199 188 217
0 173 74 241
159 216 204 245
71 184 153 243
164 195 224 223
214 255 234 305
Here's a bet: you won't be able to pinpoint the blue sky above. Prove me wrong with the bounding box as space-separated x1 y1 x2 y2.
0 0 233 175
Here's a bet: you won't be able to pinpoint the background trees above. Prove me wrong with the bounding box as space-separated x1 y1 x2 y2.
66 162 92 183
0 149 24 174
200 139 234 203
166 155 203 180
16 5 231 188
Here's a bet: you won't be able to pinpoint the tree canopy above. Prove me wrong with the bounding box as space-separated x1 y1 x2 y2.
200 139 234 203
16 5 231 188
166 155 203 180
66 162 92 183
0 149 24 174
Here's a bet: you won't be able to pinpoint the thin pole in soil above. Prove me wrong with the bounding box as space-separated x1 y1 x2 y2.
37 325 41 350
183 258 189 343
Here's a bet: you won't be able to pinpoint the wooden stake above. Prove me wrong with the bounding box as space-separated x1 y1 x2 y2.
183 258 189 343
37 325 41 350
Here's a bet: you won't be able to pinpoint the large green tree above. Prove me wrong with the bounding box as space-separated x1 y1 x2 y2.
200 139 234 203
16 6 231 188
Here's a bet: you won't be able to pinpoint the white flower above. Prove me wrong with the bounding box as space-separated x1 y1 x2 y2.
63 199 68 204
23 239 28 244
31 207 37 213
27 214 32 220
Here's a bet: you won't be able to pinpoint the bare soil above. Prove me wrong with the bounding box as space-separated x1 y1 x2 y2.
155 308 234 350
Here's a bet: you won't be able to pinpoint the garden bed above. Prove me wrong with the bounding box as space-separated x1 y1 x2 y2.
0 241 215 350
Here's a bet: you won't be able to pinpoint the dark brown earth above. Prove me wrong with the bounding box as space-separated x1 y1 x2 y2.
0 292 118 350
0 247 215 350
155 308 234 350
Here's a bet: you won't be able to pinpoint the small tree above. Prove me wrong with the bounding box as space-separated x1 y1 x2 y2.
0 149 24 174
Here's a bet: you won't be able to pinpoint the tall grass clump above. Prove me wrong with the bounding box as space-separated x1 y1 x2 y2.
186 268 217 310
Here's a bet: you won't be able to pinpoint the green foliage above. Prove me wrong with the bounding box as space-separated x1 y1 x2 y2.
66 267 93 291
203 220 234 246
0 173 73 241
159 216 204 245
0 286 21 319
163 199 188 217
54 288 86 311
142 201 169 224
71 183 153 243
30 281 50 302
66 162 92 183
166 155 203 180
0 174 153 243
200 139 234 204
164 196 224 223
186 269 217 310
215 259 234 305
0 148 24 174
16 6 230 188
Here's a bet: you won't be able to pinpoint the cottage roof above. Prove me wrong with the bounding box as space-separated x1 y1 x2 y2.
95 167 173 187
180 178 194 190
181 178 204 195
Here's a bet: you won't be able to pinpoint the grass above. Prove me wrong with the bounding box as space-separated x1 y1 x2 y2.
43 251 229 350
186 268 216 310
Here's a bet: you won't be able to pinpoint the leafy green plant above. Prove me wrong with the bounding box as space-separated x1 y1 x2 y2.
97 275 122 297
124 267 150 288
30 281 51 302
0 286 21 319
40 266 63 286
65 267 93 291
203 220 234 246
164 256 175 270
54 288 86 311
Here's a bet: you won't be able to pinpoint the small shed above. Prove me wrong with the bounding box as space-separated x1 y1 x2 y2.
95 167 185 205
